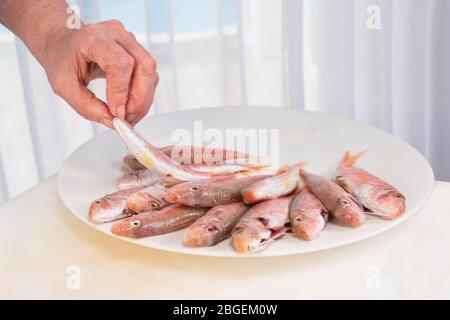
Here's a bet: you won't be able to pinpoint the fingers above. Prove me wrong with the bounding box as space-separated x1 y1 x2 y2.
75 21 158 125
128 72 159 126
116 33 158 125
52 77 114 128
80 36 134 120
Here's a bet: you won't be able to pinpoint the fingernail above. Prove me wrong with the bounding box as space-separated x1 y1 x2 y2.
117 105 126 120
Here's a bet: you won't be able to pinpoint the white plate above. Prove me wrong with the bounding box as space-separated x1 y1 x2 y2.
57 106 434 257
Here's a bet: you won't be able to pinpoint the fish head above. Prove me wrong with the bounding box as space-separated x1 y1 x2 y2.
165 182 207 207
241 187 266 203
111 215 145 237
373 189 406 219
184 222 222 247
231 221 272 253
88 196 133 223
127 194 161 213
334 195 366 227
291 209 327 241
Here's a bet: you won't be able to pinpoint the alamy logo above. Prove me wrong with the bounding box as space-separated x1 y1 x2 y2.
66 265 81 290
170 121 279 167
66 5 81 30
366 265 382 290
366 5 381 30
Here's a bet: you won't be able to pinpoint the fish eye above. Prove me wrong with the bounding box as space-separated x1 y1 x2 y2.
190 186 199 191
339 198 349 205
130 220 141 228
150 203 159 209
206 226 218 232
395 194 404 199
95 199 101 204
257 217 268 226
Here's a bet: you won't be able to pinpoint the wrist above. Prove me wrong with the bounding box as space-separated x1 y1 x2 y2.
36 26 73 68
10 0 81 67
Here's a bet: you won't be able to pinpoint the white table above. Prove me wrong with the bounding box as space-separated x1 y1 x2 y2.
1 176 449 299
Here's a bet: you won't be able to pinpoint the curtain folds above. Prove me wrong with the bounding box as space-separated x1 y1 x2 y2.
304 0 449 179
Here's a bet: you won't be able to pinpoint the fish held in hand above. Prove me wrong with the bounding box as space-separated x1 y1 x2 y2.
89 187 142 223
126 184 170 213
335 151 406 220
232 196 291 253
241 163 305 204
289 188 328 240
113 118 212 181
184 202 250 247
111 205 207 238
123 154 267 176
165 174 270 207
301 171 365 227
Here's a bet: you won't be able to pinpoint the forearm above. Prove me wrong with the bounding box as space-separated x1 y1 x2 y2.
0 0 73 64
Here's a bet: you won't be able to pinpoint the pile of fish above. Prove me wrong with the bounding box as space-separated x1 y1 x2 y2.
88 118 406 253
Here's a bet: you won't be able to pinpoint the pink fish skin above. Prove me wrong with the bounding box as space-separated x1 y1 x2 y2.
241 163 304 204
116 169 161 190
184 202 250 247
289 188 329 240
126 184 170 213
165 174 270 207
113 119 212 181
335 151 406 220
186 163 266 175
231 196 292 253
89 187 143 223
111 205 207 238
301 171 365 227
160 145 266 165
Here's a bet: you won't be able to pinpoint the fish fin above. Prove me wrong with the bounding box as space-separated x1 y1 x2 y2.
276 164 292 174
349 194 364 210
276 161 307 174
293 181 305 194
245 164 272 171
340 150 367 167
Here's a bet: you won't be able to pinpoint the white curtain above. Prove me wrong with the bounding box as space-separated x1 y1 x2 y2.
0 0 449 203
303 0 450 180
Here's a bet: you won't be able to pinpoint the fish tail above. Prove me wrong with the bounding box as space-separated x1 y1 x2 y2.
295 161 308 170
340 150 367 167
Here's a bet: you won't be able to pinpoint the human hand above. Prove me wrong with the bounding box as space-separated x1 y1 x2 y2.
40 20 158 128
